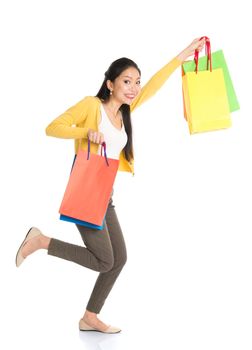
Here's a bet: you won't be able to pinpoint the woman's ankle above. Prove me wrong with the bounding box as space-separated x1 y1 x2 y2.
40 235 51 250
83 310 97 320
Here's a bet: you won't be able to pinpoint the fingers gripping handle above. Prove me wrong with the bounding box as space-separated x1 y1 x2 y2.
87 139 109 166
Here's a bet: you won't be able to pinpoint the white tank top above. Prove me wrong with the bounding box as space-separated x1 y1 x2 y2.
97 104 128 160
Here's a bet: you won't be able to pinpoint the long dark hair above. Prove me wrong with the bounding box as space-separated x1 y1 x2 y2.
96 57 141 162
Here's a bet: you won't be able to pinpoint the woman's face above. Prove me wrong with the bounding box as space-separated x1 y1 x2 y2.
108 67 141 105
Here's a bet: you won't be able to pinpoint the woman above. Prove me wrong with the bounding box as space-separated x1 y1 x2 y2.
16 37 205 333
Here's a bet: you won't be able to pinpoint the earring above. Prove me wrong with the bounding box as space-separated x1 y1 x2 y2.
110 90 113 95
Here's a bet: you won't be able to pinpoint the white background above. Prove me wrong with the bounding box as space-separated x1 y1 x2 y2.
1 0 251 349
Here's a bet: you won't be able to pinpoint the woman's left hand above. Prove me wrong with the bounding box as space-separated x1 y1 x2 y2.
177 37 206 62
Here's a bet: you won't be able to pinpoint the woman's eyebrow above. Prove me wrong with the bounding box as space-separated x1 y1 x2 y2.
122 75 141 80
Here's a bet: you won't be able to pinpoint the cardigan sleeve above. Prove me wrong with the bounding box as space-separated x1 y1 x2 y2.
130 57 181 112
45 96 92 139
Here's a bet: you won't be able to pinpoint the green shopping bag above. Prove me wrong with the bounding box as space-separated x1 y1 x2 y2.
182 49 239 113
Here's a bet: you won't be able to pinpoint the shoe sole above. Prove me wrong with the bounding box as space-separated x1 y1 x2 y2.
79 329 121 334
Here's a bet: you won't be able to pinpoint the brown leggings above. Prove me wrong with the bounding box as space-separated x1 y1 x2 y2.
47 197 127 313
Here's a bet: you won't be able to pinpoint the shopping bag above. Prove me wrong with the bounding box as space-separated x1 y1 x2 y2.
182 50 239 116
59 153 106 230
182 36 231 134
60 214 105 230
59 140 119 228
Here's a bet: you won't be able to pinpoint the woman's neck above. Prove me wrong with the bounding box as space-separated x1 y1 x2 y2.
103 97 122 118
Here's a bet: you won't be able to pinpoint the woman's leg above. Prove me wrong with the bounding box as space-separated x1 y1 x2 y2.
47 224 114 273
20 219 115 273
80 197 127 314
79 197 127 331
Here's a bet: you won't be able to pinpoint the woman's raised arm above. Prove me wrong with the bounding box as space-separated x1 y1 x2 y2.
130 37 205 112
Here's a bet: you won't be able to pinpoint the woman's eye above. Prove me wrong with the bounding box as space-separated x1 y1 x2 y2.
124 80 130 84
136 81 141 85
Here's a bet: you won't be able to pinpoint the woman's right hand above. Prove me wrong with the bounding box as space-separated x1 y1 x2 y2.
177 37 206 63
87 129 105 144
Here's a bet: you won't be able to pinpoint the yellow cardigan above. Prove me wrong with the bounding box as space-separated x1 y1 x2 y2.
45 57 181 174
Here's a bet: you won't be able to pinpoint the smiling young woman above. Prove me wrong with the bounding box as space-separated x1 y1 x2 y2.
16 37 205 334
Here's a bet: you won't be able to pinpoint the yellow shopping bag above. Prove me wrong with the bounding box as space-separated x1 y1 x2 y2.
182 36 231 134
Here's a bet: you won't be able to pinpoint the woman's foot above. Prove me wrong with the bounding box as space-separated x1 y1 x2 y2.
82 310 110 332
80 310 121 333
15 227 51 267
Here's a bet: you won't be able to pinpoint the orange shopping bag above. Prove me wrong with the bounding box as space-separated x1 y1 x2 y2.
59 140 119 229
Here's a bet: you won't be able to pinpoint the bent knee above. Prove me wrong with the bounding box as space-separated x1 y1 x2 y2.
114 251 127 271
99 256 114 273
120 252 127 268
99 252 127 273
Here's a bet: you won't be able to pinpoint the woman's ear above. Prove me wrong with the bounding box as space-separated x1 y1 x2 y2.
106 80 113 92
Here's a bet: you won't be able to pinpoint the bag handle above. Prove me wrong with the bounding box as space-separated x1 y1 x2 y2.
87 138 109 166
194 36 212 73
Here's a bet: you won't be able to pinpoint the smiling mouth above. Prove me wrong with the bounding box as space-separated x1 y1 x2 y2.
125 95 135 99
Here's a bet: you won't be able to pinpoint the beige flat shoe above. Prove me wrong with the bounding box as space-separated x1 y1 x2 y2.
15 227 42 267
79 318 121 334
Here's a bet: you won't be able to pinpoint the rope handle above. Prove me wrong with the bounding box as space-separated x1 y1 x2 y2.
87 138 109 166
194 36 212 73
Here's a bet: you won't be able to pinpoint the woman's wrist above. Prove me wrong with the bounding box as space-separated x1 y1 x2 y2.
176 49 190 63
